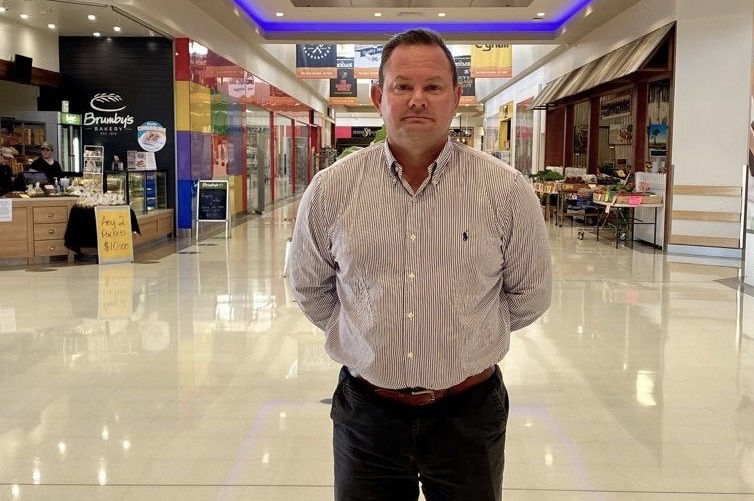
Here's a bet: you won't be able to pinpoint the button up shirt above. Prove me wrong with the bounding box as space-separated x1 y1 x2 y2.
288 140 552 390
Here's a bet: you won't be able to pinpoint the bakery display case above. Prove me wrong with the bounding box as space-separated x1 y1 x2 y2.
83 145 104 174
104 170 168 215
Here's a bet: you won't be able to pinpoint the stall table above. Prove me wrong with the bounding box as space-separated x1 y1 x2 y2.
592 201 663 248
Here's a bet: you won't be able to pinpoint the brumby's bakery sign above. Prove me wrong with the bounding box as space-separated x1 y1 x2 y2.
84 92 135 136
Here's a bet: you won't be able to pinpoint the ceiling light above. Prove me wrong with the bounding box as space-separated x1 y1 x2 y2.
19 13 29 19
374 12 381 17
438 12 446 17
0 6 8 13
88 14 96 20
47 23 55 29
275 12 284 17
93 31 101 37
113 26 121 32
537 12 545 17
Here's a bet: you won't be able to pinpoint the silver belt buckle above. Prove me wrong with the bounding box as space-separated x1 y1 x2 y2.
410 389 436 402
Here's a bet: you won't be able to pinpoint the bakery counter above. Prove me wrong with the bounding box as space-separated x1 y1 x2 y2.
0 197 174 263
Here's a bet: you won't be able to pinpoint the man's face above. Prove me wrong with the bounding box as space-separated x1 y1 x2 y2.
370 44 461 151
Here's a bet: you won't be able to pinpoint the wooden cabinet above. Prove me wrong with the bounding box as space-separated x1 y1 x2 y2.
32 205 70 257
0 206 30 258
0 198 76 262
132 209 174 247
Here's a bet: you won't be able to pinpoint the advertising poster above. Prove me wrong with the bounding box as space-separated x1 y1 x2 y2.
470 44 512 78
295 44 338 79
330 58 358 105
455 55 476 105
354 45 381 79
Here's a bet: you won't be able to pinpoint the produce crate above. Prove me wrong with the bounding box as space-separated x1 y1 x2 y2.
641 194 662 204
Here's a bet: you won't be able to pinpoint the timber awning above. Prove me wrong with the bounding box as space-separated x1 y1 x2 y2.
530 22 674 110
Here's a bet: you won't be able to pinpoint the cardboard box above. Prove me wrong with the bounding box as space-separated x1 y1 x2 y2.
641 194 662 204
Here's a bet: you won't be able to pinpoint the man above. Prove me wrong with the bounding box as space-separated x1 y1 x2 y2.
29 141 63 181
288 28 552 501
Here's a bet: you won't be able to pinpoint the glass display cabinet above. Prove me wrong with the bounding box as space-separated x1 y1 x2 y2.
103 170 168 214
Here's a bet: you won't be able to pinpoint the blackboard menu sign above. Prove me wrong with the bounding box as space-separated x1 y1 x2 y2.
197 180 229 222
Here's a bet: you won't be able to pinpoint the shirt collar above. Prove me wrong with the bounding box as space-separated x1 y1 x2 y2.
382 139 454 186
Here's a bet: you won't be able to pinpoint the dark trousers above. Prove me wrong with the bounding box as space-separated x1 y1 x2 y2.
331 366 509 501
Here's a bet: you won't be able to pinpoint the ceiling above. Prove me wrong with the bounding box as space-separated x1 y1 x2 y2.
0 0 643 115
223 0 643 43
0 1 159 37
0 0 643 43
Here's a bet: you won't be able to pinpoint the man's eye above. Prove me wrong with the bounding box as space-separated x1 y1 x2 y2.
394 84 410 92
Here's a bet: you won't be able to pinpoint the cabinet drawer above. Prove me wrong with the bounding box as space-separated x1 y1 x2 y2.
33 206 69 224
34 239 68 257
34 222 68 241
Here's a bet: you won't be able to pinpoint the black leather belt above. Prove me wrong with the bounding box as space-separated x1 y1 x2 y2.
355 366 495 406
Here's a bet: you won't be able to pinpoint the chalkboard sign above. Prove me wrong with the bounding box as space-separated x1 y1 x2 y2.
95 205 134 264
197 180 229 222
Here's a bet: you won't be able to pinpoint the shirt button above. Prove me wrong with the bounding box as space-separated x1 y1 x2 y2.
408 273 415 280
407 352 414 359
410 234 416 241
411 197 417 203
407 312 414 319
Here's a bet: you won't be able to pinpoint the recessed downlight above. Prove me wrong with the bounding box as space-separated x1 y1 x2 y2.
19 13 29 19
0 6 8 13
93 31 101 37
438 12 446 17
88 14 96 20
113 26 121 32
47 23 56 29
374 12 381 17
275 12 284 17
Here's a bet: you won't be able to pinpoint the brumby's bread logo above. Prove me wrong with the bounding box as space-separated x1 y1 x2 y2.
90 93 126 112
84 92 134 135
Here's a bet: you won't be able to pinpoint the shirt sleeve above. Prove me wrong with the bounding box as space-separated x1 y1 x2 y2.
501 175 553 331
287 172 340 331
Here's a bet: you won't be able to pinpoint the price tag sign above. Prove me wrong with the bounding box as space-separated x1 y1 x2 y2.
95 205 134 264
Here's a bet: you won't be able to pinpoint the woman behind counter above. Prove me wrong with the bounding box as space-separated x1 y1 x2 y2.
29 141 63 181
0 147 15 196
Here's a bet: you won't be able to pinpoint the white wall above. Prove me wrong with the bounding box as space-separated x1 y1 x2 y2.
0 17 59 72
669 0 753 252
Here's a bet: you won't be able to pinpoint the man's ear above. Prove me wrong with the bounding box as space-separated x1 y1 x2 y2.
370 83 383 114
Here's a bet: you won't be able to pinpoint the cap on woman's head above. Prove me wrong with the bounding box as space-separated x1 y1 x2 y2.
40 141 54 151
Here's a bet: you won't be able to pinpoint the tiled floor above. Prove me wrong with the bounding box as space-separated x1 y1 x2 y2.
1 201 752 501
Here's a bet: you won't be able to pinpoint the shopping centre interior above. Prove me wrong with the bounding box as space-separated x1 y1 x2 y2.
1 0 753 499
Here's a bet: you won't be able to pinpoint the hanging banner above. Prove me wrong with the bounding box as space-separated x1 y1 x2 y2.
470 44 512 78
354 45 382 79
455 55 476 105
296 44 338 79
330 58 358 105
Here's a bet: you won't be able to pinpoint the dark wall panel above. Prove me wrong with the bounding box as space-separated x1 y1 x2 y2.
58 37 175 209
